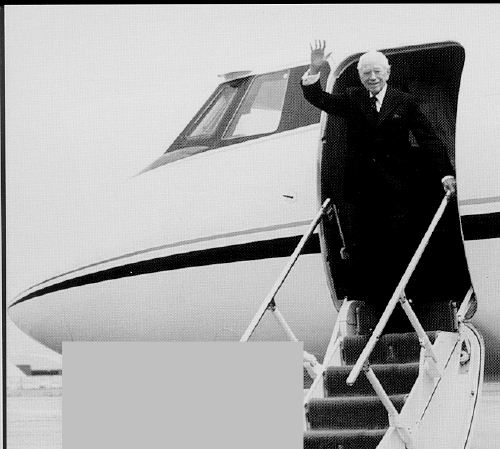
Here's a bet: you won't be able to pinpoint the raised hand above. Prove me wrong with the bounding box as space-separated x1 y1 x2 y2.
309 40 332 74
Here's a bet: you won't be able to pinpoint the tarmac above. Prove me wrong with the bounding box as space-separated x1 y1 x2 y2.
6 381 500 449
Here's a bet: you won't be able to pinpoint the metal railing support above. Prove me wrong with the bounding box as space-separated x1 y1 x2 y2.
303 300 352 408
270 302 299 342
303 336 342 407
363 363 416 449
363 363 400 416
457 287 476 324
399 294 441 378
240 198 331 342
458 287 475 365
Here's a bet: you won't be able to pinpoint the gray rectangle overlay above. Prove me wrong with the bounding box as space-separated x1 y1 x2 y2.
63 342 303 449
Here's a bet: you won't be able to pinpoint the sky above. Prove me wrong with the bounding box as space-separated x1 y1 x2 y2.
4 4 500 368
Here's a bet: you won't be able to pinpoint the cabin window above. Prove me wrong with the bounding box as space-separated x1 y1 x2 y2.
187 83 240 139
223 70 289 139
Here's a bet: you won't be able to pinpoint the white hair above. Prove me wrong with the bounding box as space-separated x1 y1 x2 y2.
357 51 390 70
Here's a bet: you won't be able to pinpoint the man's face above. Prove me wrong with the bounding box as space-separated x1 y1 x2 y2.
358 63 390 95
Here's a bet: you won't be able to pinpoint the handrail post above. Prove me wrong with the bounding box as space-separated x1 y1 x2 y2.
457 287 476 324
240 199 331 342
457 287 476 365
270 302 299 342
363 363 416 449
399 294 441 378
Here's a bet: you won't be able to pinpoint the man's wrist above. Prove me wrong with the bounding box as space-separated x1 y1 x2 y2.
302 70 321 86
309 66 321 75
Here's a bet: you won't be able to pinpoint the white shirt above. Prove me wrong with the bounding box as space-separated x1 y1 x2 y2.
370 84 387 112
301 69 454 184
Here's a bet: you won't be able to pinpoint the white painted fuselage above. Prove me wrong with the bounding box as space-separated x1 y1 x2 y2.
8 123 337 360
8 34 500 375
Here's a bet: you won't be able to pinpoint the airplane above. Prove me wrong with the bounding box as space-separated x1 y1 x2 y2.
7 25 500 449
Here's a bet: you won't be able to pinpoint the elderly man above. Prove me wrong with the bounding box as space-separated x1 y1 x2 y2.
301 40 458 309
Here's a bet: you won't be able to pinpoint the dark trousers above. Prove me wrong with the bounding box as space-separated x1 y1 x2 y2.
343 190 470 310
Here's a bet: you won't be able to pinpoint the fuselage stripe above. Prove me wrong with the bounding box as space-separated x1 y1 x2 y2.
11 212 499 306
15 219 312 298
10 234 321 306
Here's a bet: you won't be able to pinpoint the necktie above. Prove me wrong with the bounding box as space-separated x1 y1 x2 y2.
370 95 378 114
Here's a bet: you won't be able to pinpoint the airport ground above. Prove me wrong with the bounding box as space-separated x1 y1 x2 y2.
6 381 500 449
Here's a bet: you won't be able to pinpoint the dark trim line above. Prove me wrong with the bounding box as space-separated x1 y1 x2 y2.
11 211 497 306
10 234 321 307
461 212 500 241
15 219 312 299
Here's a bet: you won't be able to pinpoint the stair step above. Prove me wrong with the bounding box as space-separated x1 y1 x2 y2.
354 301 458 335
304 429 386 449
342 331 438 365
324 362 420 397
302 308 453 448
307 394 406 429
414 301 458 332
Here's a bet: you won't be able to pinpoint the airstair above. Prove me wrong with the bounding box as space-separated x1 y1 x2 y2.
242 194 484 449
304 294 482 449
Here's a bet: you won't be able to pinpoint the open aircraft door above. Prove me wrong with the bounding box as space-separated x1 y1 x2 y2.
316 41 470 310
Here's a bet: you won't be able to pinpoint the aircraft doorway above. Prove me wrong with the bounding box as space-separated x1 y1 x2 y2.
318 41 471 312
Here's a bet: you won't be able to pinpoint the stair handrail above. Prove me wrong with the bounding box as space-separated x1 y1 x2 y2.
346 191 452 386
303 329 342 406
240 198 332 342
457 287 475 324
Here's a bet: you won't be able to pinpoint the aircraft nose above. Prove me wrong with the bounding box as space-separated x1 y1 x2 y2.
8 298 66 354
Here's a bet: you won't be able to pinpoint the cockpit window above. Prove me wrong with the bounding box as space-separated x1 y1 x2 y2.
140 65 324 174
187 83 239 138
223 70 289 139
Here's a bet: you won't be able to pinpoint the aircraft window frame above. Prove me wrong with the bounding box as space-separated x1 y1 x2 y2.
140 65 324 175
221 69 290 140
184 80 245 140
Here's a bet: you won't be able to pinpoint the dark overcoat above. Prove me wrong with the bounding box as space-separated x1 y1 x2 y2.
301 81 454 208
302 80 460 305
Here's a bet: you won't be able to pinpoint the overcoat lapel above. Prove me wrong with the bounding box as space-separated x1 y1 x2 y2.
358 86 403 126
377 87 403 124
